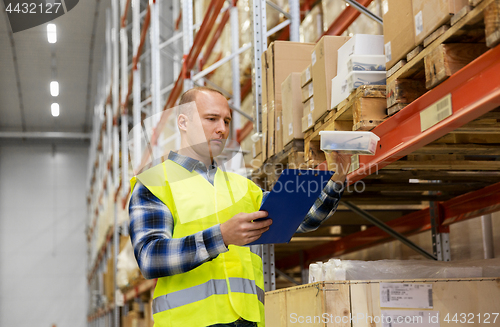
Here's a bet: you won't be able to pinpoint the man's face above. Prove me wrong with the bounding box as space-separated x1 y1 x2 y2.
182 91 232 159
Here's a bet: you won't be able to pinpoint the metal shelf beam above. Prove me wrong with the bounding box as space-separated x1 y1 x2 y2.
277 181 500 270
349 45 500 184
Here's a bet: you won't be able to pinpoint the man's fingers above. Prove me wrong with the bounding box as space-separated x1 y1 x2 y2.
252 210 268 219
249 218 272 230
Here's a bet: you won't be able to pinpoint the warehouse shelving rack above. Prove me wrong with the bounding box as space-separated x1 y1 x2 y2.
86 0 500 325
84 0 413 324
86 0 306 325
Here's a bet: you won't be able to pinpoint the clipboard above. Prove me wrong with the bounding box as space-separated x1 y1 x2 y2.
248 169 334 245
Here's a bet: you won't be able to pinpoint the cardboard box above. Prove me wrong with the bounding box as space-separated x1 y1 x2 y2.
275 110 283 154
281 73 304 147
301 114 313 133
268 107 275 157
383 0 416 69
311 36 351 124
252 139 262 158
301 65 312 87
301 97 315 133
251 152 263 170
265 41 315 158
301 81 314 102
267 41 315 109
300 4 323 43
266 279 500 327
413 0 469 45
303 96 314 117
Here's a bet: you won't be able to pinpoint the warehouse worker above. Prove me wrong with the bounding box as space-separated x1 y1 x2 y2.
128 87 351 327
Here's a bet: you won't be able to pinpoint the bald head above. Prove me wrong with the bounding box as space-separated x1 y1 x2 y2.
178 87 227 119
179 87 225 105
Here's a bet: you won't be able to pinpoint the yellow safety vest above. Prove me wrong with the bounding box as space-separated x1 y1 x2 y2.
131 160 265 327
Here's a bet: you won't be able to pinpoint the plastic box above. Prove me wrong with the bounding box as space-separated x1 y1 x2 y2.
347 55 386 72
319 130 380 155
346 71 386 93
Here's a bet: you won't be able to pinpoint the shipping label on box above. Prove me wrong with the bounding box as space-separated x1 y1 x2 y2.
412 0 468 45
380 283 433 309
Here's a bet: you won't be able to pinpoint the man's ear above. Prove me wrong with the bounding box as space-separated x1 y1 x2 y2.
178 114 188 132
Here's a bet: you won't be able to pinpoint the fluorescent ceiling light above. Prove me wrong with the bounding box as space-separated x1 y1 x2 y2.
47 24 57 43
51 103 60 117
50 81 59 96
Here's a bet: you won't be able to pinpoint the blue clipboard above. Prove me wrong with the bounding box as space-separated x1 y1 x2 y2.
248 169 334 245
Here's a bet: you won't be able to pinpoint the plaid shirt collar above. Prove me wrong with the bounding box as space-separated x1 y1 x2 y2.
167 151 218 173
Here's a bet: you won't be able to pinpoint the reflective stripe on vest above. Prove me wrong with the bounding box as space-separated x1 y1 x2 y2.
152 278 264 315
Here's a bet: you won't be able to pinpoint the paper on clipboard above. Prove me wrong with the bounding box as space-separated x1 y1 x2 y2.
248 169 334 245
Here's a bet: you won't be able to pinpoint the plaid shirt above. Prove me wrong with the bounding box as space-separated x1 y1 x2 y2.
129 152 345 279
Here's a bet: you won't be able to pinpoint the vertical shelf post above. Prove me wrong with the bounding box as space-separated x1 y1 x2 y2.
230 0 241 141
182 0 194 91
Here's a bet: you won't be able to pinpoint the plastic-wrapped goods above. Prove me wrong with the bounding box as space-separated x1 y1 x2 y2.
324 259 347 281
308 262 325 283
314 258 500 281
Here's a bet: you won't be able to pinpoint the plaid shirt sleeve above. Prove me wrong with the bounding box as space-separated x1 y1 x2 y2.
128 182 228 279
296 179 345 233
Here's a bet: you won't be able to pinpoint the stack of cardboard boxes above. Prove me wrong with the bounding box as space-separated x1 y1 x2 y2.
383 0 469 70
258 41 315 163
252 0 477 169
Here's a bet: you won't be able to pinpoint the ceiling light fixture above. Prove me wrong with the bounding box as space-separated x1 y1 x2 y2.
50 81 59 96
51 103 60 117
47 24 57 43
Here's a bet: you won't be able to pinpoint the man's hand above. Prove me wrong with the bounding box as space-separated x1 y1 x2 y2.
220 211 272 246
324 151 352 185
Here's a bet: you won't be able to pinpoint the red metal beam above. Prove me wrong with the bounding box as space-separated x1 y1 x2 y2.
241 78 253 100
175 9 182 30
442 181 500 225
120 0 131 28
164 0 225 110
133 4 151 71
200 10 230 68
277 181 500 270
236 121 254 144
349 44 500 184
322 0 373 38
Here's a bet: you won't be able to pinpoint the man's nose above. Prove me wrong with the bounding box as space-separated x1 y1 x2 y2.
215 119 227 134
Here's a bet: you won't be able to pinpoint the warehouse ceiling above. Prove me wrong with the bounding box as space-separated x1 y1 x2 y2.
0 0 111 136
